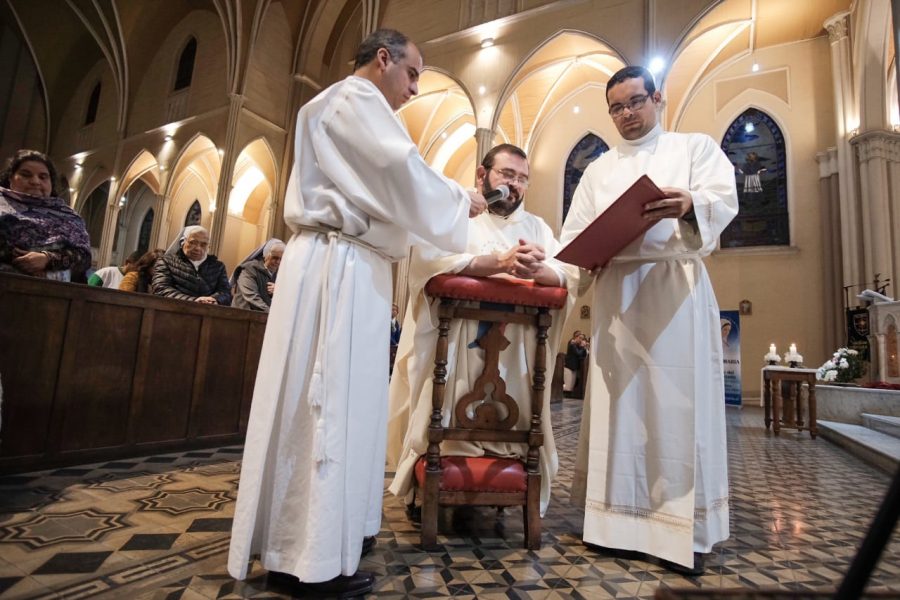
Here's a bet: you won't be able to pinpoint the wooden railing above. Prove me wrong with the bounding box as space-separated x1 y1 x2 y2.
0 273 267 474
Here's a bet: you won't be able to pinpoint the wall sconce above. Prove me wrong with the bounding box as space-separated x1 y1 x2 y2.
480 37 494 49
74 163 83 170
164 134 174 142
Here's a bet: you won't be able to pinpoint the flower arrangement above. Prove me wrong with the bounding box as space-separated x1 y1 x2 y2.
816 347 865 383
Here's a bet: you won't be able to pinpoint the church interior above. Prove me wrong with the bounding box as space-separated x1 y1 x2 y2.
1 0 899 598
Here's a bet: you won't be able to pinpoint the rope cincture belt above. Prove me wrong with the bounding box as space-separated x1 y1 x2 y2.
295 224 391 465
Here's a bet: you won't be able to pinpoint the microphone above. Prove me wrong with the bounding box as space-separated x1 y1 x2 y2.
484 184 510 205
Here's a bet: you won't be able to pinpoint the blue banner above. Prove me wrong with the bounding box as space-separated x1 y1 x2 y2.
721 310 741 406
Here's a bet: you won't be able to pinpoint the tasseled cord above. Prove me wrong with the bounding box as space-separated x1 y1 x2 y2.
308 230 340 465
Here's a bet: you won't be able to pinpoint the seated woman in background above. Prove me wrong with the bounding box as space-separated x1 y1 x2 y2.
0 149 91 281
119 248 165 293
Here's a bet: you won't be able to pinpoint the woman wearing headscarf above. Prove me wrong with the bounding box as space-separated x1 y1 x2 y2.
231 238 284 312
0 149 91 281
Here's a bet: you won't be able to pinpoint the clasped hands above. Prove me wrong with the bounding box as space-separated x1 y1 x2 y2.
495 239 546 279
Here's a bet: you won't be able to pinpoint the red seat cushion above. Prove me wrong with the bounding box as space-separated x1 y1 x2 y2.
425 274 568 310
413 455 527 493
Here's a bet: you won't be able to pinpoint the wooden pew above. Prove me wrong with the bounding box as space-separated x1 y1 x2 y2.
0 272 266 474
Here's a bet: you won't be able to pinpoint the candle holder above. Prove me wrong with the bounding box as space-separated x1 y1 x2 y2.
763 352 781 365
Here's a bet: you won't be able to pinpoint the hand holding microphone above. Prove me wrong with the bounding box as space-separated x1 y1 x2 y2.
467 189 487 217
484 184 510 205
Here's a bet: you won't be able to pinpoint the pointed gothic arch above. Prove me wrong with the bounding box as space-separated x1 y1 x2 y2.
562 132 609 222
720 107 789 248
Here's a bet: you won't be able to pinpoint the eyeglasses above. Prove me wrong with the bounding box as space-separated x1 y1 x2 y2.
491 168 530 188
185 239 209 248
608 94 651 118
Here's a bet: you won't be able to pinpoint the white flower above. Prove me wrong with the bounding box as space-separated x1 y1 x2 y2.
824 370 837 381
847 349 859 356
839 358 849 368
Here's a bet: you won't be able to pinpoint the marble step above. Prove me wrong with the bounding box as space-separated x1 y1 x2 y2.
861 413 900 440
817 420 900 473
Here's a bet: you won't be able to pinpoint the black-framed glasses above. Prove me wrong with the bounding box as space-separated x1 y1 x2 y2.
491 168 530 188
609 94 651 118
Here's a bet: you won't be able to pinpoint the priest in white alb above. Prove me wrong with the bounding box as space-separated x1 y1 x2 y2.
387 144 576 517
227 29 487 598
560 66 738 577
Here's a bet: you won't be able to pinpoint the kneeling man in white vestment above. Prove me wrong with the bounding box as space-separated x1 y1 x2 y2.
387 144 577 517
227 29 487 598
560 66 738 576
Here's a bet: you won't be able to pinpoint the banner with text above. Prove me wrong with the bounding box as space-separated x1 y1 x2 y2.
721 310 742 406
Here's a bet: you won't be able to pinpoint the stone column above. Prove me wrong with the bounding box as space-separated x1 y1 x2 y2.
97 178 122 267
210 93 245 254
824 11 863 289
852 131 900 291
474 127 493 172
361 0 380 39
816 148 842 352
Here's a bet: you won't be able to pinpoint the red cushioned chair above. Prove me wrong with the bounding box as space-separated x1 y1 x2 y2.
415 274 568 550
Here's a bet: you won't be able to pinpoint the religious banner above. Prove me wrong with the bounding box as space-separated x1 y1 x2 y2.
720 310 741 406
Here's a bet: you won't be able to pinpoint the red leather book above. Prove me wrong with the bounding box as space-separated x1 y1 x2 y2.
555 174 665 270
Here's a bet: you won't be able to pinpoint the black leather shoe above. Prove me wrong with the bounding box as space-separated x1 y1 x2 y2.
583 542 645 561
656 552 706 577
361 536 376 556
268 570 375 598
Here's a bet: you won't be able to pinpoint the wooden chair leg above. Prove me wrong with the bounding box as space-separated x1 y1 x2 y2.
525 472 541 550
421 470 440 549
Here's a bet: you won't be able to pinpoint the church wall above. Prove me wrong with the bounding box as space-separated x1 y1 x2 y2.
52 60 118 160
680 37 836 397
129 11 229 138
243 3 294 128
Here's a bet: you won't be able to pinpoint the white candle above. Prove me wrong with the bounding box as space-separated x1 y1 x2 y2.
769 343 776 355
789 343 797 355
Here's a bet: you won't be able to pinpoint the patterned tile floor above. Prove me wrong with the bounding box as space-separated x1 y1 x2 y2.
1 402 898 599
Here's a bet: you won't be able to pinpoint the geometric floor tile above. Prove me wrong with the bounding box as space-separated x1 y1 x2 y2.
32 550 113 574
0 508 130 549
0 576 23 594
136 488 232 515
186 518 233 532
0 403 897 599
120 533 181 551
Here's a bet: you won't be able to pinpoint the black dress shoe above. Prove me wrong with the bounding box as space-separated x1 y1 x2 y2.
268 570 375 598
583 541 645 561
361 536 376 556
656 552 706 577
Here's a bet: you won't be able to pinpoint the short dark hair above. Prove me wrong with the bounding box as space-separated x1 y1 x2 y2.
0 149 60 196
353 29 411 70
481 143 527 171
606 66 656 103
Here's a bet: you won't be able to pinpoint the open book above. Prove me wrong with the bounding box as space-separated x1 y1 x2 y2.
555 174 666 270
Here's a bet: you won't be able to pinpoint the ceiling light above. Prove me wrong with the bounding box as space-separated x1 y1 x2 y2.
440 131 448 139
164 134 173 142
573 105 581 114
480 37 494 49
478 85 486 96
751 63 760 72
648 57 665 75
74 163 83 170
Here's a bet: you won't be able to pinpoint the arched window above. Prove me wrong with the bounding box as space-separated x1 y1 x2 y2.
721 108 789 248
184 200 202 226
174 37 197 91
138 208 154 254
85 82 101 125
562 133 608 222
